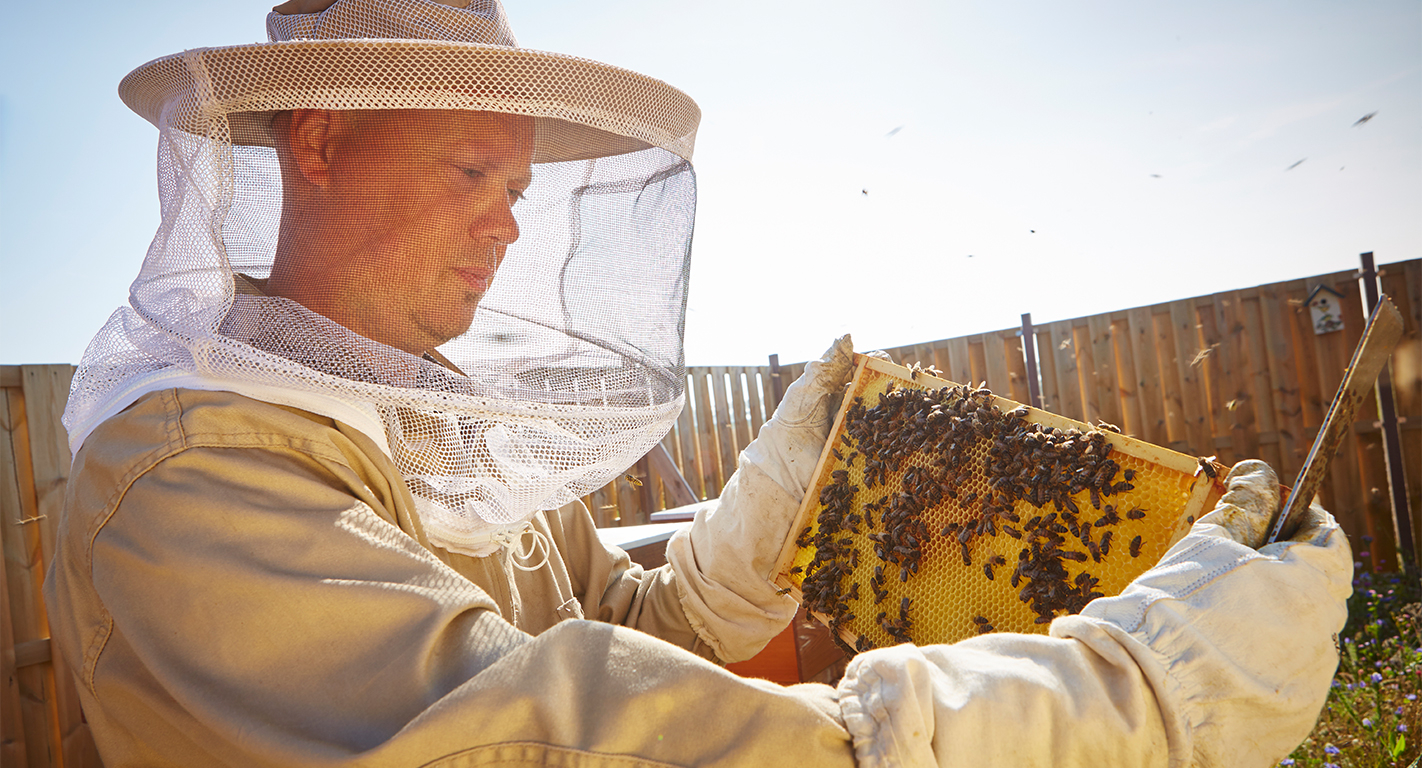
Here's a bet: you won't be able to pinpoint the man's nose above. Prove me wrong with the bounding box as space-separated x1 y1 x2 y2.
478 196 520 247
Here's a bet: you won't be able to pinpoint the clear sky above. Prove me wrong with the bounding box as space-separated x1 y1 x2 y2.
1 0 1418 366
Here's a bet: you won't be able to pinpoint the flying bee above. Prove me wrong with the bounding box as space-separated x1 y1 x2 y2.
1196 456 1218 480
625 474 643 487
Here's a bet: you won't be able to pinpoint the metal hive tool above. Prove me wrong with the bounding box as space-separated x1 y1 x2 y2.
771 355 1226 652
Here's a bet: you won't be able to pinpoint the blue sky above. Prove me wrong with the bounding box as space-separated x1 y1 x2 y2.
1 0 1418 366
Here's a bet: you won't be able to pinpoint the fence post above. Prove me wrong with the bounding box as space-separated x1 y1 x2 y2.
1020 313 1043 409
1357 251 1416 573
768 354 784 409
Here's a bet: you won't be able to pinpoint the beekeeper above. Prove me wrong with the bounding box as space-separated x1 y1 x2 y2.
45 0 1352 765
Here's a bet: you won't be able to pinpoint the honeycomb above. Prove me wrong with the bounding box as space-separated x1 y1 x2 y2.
772 356 1224 652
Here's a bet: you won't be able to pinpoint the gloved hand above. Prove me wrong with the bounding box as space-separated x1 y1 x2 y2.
1196 458 1333 550
836 458 1353 767
665 335 860 662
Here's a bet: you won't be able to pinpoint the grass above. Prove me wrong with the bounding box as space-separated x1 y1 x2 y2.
1279 538 1422 768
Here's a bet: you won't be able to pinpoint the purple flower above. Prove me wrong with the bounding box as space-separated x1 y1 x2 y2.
1407 694 1417 701
1325 744 1341 755
1360 550 1371 558
1278 760 1295 767
1397 707 1405 716
1363 718 1374 727
1362 535 1373 543
1324 763 1340 768
1400 724 1409 733
1372 672 1384 683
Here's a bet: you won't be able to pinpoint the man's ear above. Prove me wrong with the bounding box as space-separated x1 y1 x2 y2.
284 109 338 189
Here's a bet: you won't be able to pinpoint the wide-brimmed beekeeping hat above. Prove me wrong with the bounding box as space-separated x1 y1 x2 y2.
116 0 700 163
70 0 703 558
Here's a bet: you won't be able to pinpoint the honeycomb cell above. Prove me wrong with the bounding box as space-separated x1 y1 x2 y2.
780 358 1220 652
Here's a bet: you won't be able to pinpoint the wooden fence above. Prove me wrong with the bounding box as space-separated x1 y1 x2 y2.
598 259 1422 572
1 365 101 767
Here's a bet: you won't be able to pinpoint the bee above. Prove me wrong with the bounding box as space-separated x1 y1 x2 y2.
1130 535 1143 558
840 433 853 446
790 565 804 574
1123 468 1136 482
1126 506 1146 520
1196 456 1218 480
775 586 793 595
1096 420 1121 433
1100 530 1113 555
625 474 643 488
832 448 844 460
983 563 995 580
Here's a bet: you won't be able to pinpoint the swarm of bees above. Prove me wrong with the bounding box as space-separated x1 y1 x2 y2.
795 379 1153 652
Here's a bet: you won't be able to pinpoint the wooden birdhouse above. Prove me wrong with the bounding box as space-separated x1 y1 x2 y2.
1306 284 1346 335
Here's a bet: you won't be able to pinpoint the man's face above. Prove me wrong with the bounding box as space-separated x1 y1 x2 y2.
290 109 534 355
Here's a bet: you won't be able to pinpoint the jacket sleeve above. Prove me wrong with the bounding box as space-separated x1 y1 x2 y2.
834 511 1352 768
68 438 856 766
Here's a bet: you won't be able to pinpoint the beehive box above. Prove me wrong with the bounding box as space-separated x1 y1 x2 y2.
771 355 1226 652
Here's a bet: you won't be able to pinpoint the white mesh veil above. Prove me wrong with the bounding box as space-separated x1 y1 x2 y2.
65 0 700 556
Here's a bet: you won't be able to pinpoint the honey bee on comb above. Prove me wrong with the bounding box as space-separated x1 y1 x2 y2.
777 356 1222 651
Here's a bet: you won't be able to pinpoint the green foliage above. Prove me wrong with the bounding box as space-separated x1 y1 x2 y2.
1279 556 1422 768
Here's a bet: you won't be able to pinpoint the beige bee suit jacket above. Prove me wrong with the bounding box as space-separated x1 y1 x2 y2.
45 388 855 766
45 386 1352 767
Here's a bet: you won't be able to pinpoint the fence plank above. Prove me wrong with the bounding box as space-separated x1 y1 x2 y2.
929 340 953 380
982 333 1012 397
693 369 722 500
1125 307 1167 446
1110 318 1141 437
746 367 768 443
1215 290 1261 463
1168 301 1211 455
1048 321 1083 420
1035 329 1060 413
728 368 751 453
18 366 94 765
0 498 30 767
945 337 972 386
709 368 735 485
1258 282 1307 483
675 382 703 500
1382 261 1421 556
1002 332 1030 404
1150 310 1188 451
1087 314 1120 428
1291 278 1332 430
1194 299 1228 457
1 386 62 768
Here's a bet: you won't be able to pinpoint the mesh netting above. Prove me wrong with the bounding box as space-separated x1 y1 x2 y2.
66 0 699 556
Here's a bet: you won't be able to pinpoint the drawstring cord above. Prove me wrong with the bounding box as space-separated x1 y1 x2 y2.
494 521 552 572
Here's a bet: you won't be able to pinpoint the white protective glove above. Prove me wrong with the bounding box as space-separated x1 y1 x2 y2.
665 335 862 662
837 460 1352 768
